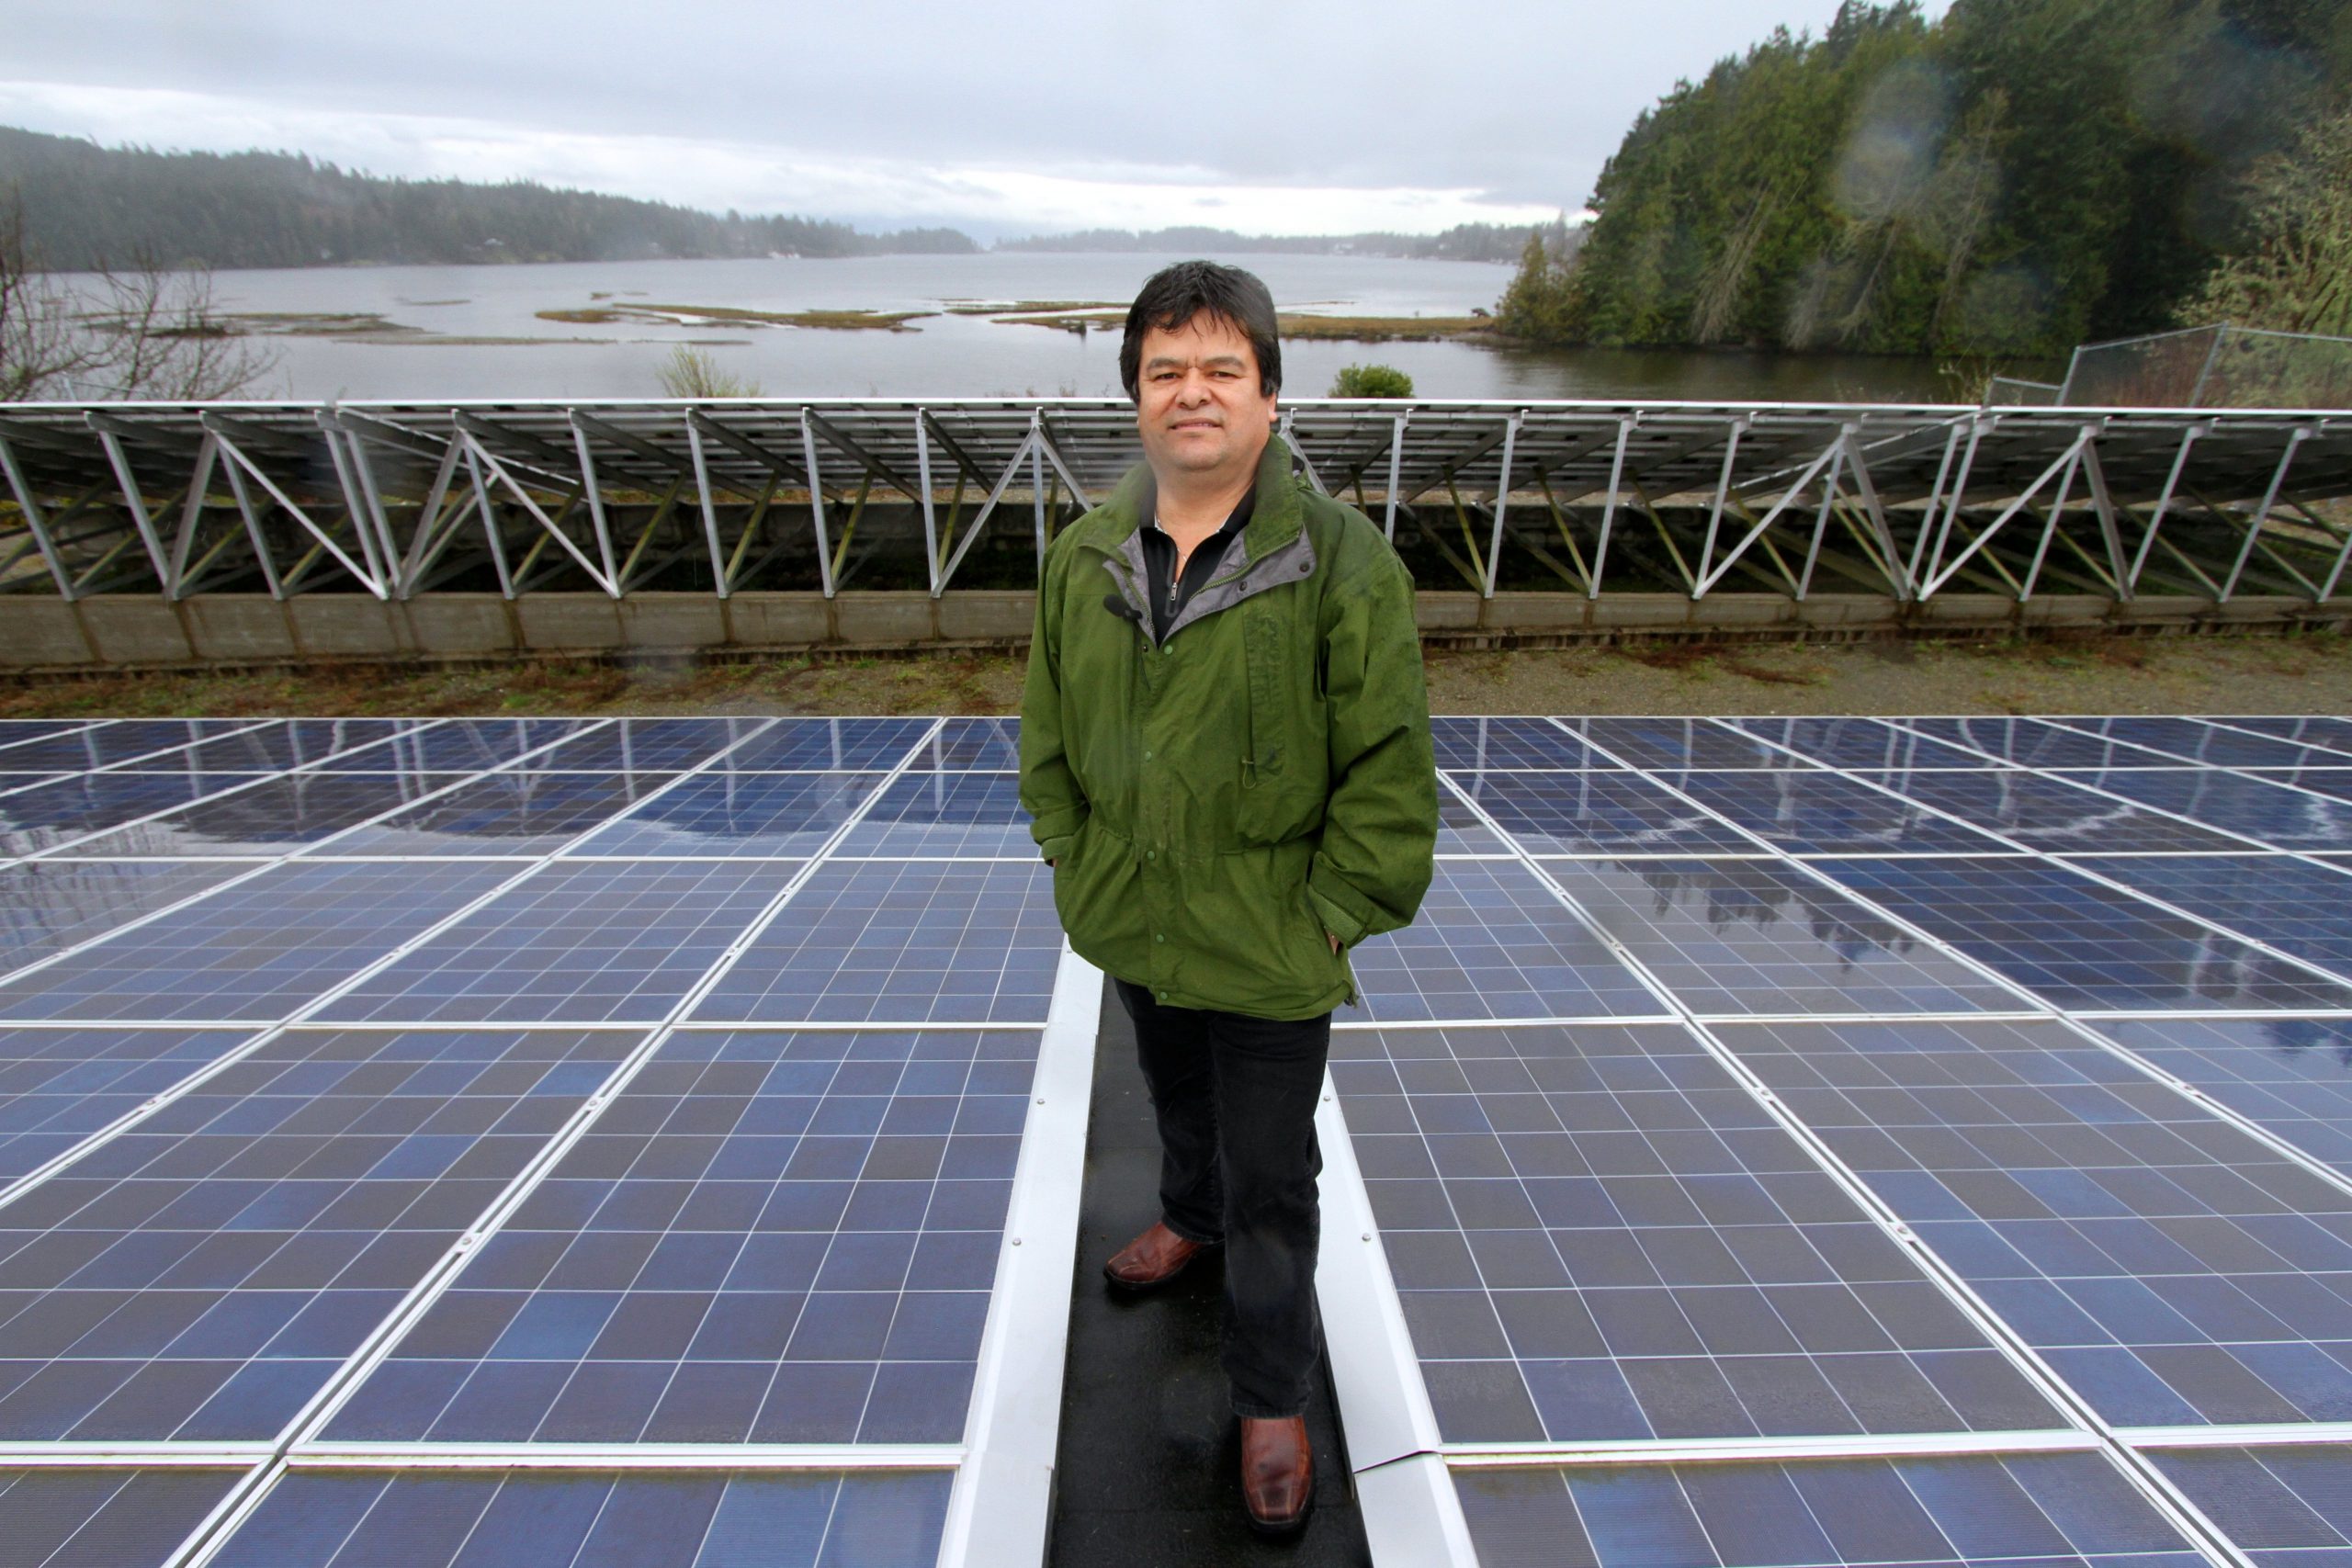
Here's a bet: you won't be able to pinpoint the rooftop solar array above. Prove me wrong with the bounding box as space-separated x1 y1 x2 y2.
0 714 1088 1568
2 711 2351 1567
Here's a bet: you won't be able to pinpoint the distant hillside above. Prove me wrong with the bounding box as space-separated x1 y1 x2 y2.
996 221 1542 263
0 126 979 270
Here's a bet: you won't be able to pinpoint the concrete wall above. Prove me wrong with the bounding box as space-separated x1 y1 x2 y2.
4 588 2345 673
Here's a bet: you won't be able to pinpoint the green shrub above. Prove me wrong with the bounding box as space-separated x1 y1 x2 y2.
1329 363 1415 398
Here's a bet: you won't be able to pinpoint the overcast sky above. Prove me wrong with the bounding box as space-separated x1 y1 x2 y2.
0 0 1949 239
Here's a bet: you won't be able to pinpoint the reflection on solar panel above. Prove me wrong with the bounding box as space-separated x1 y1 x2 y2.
6 714 2352 1567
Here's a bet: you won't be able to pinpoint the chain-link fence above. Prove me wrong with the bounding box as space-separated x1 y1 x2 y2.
2061 324 2352 409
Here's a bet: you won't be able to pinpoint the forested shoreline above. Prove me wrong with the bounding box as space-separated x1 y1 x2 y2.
1498 0 2351 357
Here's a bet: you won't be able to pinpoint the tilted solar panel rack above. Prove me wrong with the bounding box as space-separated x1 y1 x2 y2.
2 713 2352 1565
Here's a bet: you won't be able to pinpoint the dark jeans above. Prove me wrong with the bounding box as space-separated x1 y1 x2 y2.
1114 977 1331 1419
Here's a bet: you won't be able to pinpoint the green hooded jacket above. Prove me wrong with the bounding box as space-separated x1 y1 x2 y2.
1019 434 1439 1020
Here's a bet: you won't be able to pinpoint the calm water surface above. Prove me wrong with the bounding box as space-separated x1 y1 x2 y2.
201 253 1958 404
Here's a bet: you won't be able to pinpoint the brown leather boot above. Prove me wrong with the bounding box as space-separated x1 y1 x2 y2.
1240 1415 1314 1536
1102 1219 1209 1290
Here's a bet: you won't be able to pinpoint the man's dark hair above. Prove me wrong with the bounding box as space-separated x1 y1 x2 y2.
1119 261 1282 404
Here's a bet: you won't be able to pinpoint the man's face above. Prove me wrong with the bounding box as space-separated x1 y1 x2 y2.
1134 312 1276 483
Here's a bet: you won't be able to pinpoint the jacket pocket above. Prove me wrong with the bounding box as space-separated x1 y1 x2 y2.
1183 842 1345 1016
1237 608 1319 848
1053 817 1149 976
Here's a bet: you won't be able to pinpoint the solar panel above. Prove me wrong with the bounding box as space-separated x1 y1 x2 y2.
2053 768 2352 849
566 772 884 859
694 861 1062 1025
1330 1022 2065 1443
0 773 282 857
0 1026 254 1182
1553 859 2028 1017
1667 770 2019 855
2064 856 2352 982
0 861 520 1024
317 862 805 1027
1344 861 1666 1023
0 1026 639 1441
1453 1450 2199 1568
1868 769 2270 854
324 1028 1034 1446
1713 1017 2352 1427
1724 716 2018 772
1808 856 2352 1012
46 773 477 859
205 1467 953 1568
0 1465 243 1568
311 771 684 858
10 710 2352 1567
1449 770 1762 856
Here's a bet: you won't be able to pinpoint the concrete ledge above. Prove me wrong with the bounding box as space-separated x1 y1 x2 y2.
0 601 95 668
724 593 831 649
74 597 193 666
183 596 297 661
289 596 408 660
400 595 516 657
934 592 1035 643
517 595 624 652
832 592 937 646
9 587 2348 676
620 594 726 650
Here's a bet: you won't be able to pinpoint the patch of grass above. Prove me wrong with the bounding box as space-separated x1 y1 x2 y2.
542 303 932 331
993 310 1496 343
537 308 625 324
943 299 1122 316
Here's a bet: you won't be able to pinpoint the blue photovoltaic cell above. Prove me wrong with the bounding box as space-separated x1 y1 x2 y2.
2042 716 2346 771
1572 717 1830 772
2066 855 2352 982
0 721 97 749
1893 717 2187 771
904 716 1020 770
208 1468 952 1568
1453 1451 2198 1568
1714 1016 2352 1427
0 773 278 857
318 862 802 1027
0 860 253 977
0 720 273 772
2243 770 2352 807
2217 716 2352 753
289 718 593 774
836 772 1035 858
117 719 432 775
0 1026 635 1441
2052 769 2352 850
695 861 1061 1025
523 718 772 773
1449 770 1761 856
567 773 883 859
1668 770 2018 855
0 1466 243 1568
1437 791 1511 855
2097 1017 2352 1177
1432 717 1614 771
1857 769 2257 854
1330 1023 2064 1443
0 772 69 795
2151 1445 2352 1568
312 771 684 858
1810 856 2352 1012
51 773 478 859
1551 859 2024 1017
715 717 932 772
1724 716 2017 772
328 1029 1034 1446
0 1027 254 1183
0 861 518 1023
1346 861 1665 1023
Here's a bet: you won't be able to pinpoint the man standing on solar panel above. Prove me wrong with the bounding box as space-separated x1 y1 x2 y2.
1019 260 1439 1537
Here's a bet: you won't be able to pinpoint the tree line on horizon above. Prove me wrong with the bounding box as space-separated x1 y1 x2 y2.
1496 0 2351 359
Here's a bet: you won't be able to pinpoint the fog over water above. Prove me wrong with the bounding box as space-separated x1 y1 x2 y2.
190 253 1959 405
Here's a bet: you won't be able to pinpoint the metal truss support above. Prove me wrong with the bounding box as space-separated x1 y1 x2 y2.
2126 423 2204 596
798 410 837 599
1690 417 1749 599
0 431 75 597
2018 422 2098 602
1480 412 1521 598
2075 435 2131 601
202 415 389 600
459 432 618 598
1692 431 1840 599
1384 413 1408 540
1587 416 1634 599
1919 423 2087 600
89 422 179 588
566 418 624 593
2219 426 2312 602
